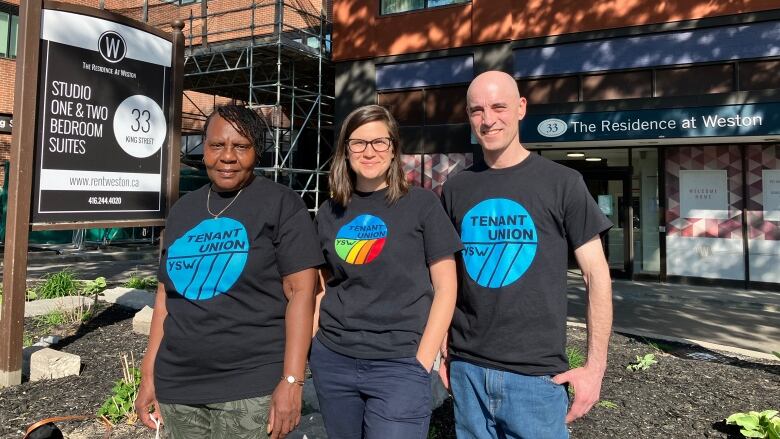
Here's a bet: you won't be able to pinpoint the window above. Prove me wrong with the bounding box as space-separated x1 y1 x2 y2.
381 0 468 15
0 12 19 59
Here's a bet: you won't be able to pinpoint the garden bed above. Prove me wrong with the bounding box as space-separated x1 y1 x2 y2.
0 303 777 439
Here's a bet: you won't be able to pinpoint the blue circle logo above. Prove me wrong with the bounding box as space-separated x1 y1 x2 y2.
461 198 537 288
166 217 249 300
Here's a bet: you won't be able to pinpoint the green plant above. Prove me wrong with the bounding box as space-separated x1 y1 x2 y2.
626 353 658 372
25 289 38 301
772 351 780 361
83 277 107 295
35 309 67 328
597 400 618 409
98 354 141 426
726 410 780 439
566 346 585 369
22 333 35 348
34 270 80 299
124 274 157 290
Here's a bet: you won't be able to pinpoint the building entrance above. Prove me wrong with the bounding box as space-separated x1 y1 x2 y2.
579 168 633 278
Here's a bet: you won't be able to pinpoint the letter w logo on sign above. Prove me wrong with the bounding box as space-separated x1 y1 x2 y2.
98 31 126 63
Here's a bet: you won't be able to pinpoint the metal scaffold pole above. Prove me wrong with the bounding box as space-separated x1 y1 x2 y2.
136 0 333 212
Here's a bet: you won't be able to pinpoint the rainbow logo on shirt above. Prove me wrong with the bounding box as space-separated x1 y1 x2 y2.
335 214 388 265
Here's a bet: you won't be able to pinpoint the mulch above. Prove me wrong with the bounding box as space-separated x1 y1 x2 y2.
0 303 778 439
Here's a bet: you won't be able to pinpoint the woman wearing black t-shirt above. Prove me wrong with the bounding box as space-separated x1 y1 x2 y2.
134 105 323 439
311 105 462 438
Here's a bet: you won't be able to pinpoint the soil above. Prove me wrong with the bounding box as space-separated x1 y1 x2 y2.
1 304 778 439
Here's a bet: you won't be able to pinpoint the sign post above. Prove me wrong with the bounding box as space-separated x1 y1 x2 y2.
0 0 183 387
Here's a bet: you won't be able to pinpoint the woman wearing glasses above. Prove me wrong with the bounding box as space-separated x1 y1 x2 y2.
310 105 462 438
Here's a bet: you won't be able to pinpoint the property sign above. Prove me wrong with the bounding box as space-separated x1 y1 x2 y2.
522 102 780 143
0 115 12 134
679 170 729 219
763 169 780 221
32 8 173 223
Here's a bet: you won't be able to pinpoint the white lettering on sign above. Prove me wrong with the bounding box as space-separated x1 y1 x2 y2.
701 114 762 128
601 118 677 132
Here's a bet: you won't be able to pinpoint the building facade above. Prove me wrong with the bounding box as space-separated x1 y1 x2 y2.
333 0 780 288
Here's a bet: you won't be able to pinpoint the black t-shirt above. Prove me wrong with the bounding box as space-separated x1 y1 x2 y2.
155 176 324 404
315 186 463 359
441 153 612 376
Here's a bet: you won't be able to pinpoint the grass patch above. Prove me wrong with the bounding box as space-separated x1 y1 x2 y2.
597 400 618 409
124 274 157 290
34 270 81 300
35 309 67 328
567 346 585 369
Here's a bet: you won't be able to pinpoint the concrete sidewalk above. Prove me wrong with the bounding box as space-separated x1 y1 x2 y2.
567 272 780 359
0 243 159 281
5 245 779 360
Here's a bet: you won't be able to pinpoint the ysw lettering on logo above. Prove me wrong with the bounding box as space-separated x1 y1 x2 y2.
166 217 249 300
335 214 388 265
461 198 537 288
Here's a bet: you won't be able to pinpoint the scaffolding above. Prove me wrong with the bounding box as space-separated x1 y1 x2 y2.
108 0 335 212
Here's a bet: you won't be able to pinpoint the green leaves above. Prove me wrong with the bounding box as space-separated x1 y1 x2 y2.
726 410 780 439
83 277 107 295
626 353 658 372
97 354 141 426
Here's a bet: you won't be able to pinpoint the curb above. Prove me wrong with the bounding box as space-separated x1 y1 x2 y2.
25 251 159 264
567 287 780 314
566 321 779 361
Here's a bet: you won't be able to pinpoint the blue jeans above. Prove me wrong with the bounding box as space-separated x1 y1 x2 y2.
450 358 569 439
309 337 432 439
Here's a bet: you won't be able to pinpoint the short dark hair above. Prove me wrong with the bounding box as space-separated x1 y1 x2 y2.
330 105 409 207
203 105 266 158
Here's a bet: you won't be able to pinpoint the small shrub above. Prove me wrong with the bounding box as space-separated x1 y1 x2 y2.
626 353 657 372
597 400 618 409
124 274 157 290
34 270 80 299
726 410 780 439
83 277 107 295
98 354 141 426
566 346 585 369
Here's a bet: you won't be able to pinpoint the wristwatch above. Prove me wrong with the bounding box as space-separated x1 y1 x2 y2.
282 375 304 386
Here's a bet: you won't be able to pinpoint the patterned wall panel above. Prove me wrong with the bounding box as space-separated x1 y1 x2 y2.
746 145 780 241
402 154 423 187
403 153 474 194
423 153 474 195
665 145 743 239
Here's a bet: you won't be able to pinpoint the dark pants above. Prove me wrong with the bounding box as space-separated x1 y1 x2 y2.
309 337 432 439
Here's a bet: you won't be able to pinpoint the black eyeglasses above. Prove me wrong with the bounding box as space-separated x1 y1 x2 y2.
346 137 393 153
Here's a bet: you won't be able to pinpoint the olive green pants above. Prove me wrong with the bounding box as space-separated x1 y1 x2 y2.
159 395 271 439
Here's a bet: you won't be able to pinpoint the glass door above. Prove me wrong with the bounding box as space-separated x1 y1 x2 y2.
580 168 633 278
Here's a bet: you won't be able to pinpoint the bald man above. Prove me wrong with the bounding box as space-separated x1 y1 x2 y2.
439 71 613 438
